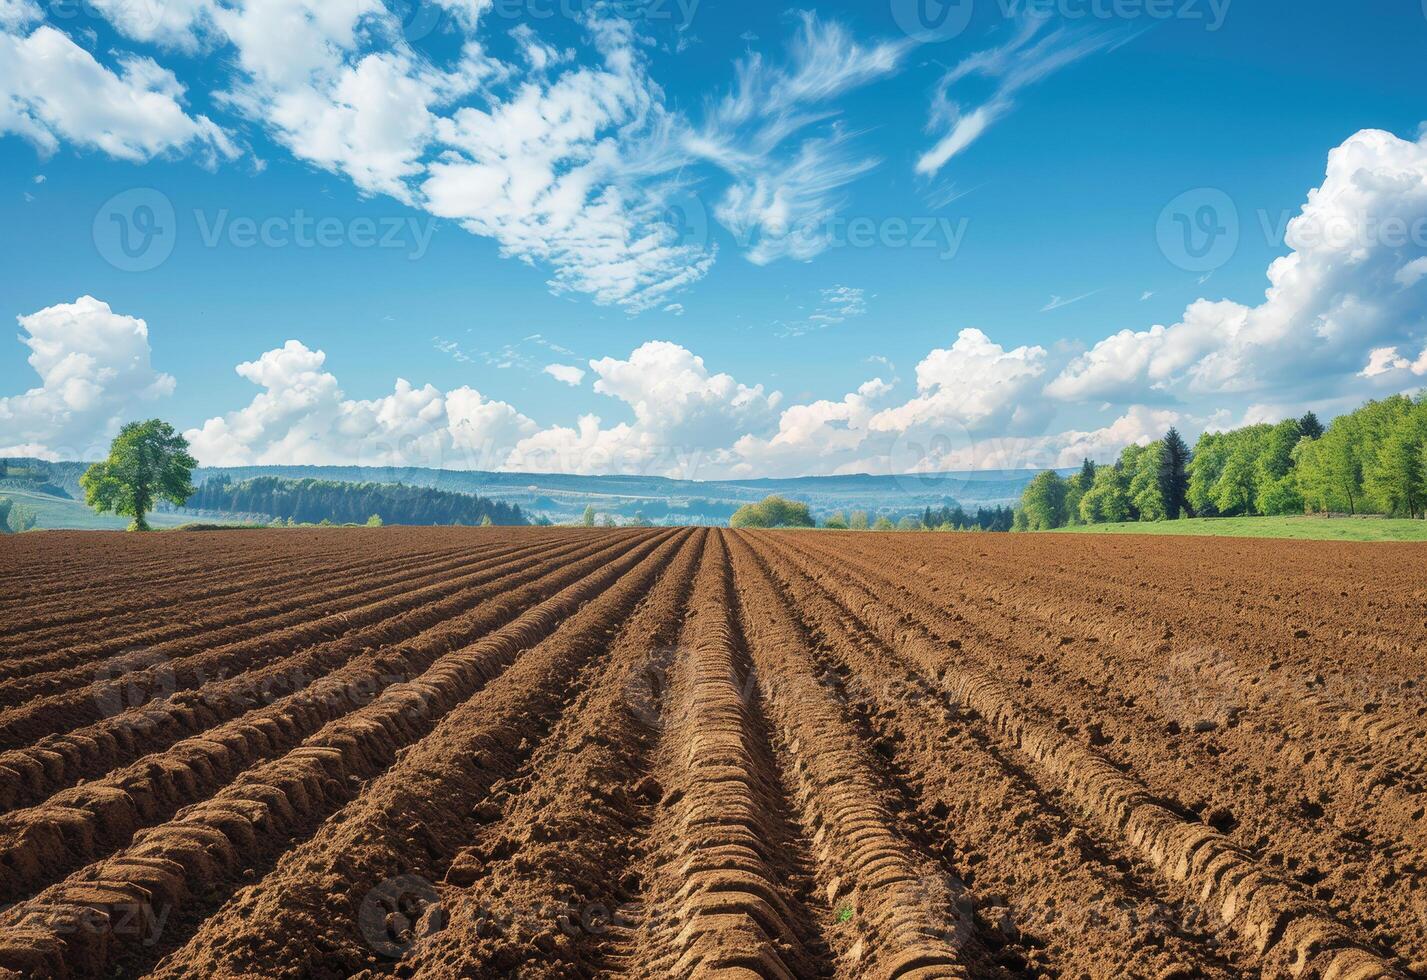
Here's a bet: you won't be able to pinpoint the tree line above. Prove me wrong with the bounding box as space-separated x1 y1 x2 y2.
187 475 528 526
1017 391 1427 528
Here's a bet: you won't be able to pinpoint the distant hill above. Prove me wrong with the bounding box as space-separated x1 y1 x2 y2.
3 457 1058 528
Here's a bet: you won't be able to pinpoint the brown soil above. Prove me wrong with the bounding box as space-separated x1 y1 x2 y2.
0 527 1420 979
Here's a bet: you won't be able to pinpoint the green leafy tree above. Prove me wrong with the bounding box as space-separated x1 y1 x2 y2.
730 495 815 528
1079 458 1096 489
1019 471 1069 530
1298 411 1324 440
480 515 494 526
1129 441 1168 521
1213 441 1261 515
581 505 597 527
80 420 197 531
897 515 922 531
823 511 849 529
366 514 384 527
848 510 869 531
1011 508 1029 532
1187 432 1227 517
871 515 896 531
1079 464 1130 524
1369 428 1425 518
1158 428 1192 519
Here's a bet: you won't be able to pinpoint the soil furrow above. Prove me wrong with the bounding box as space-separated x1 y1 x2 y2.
0 533 613 747
367 528 709 977
769 532 1407 979
619 533 831 980
0 534 654 903
0 537 561 709
0 541 488 665
0 529 683 979
0 541 530 683
792 533 1427 963
753 531 1249 978
128 528 691 980
727 531 997 980
0 533 624 812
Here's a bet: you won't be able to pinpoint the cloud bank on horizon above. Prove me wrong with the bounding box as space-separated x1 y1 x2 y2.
7 123 1427 478
2 3 1426 478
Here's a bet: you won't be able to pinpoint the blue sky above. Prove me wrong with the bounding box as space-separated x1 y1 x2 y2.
2 0 1426 478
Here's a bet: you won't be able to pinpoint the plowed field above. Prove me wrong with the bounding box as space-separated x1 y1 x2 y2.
0 527 1422 979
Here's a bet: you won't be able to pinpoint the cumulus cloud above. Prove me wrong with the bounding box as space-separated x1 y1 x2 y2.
1049 128 1427 404
0 0 40 30
185 340 537 468
869 328 1048 435
0 297 176 459
186 338 780 478
543 363 585 386
505 341 781 474
0 25 236 163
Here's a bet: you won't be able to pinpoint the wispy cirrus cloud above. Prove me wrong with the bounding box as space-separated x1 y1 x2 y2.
690 12 911 265
1040 289 1100 312
916 14 1128 177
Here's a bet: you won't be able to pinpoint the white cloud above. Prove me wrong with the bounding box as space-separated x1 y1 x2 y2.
84 0 219 50
185 340 537 468
496 341 781 477
0 25 236 163
1040 290 1099 313
0 297 176 459
1049 128 1427 404
692 13 907 265
422 21 712 311
543 363 585 386
186 338 779 479
1360 346 1410 378
0 0 39 31
917 16 1124 177
663 303 685 317
869 328 1048 435
1396 256 1427 289
777 284 869 337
